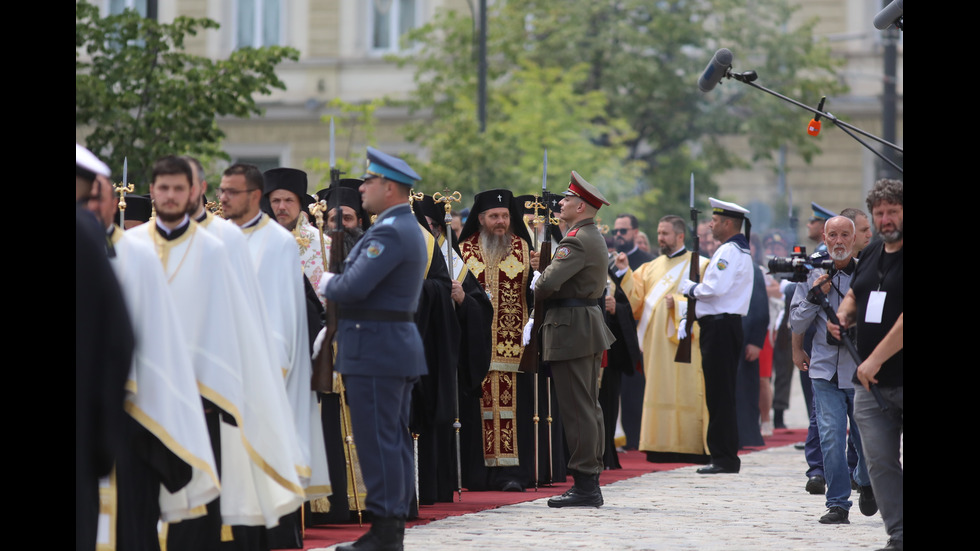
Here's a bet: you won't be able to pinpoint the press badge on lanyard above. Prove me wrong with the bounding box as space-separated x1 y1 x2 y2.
865 291 886 324
865 247 894 324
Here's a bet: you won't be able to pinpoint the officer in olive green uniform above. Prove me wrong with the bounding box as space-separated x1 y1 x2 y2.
531 171 616 508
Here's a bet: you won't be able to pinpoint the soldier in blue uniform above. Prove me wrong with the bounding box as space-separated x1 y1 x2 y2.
319 147 427 551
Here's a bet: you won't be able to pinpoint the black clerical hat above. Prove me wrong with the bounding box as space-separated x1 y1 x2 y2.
457 188 534 247
316 186 369 231
263 168 308 199
118 194 152 224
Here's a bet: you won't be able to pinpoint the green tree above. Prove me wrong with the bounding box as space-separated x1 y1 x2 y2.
397 0 845 233
75 1 299 189
395 10 646 209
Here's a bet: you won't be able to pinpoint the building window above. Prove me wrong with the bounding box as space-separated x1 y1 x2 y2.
371 0 418 53
108 0 157 19
233 156 281 175
236 0 282 48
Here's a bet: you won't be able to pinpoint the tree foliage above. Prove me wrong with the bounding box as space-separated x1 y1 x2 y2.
305 98 387 192
395 9 646 208
75 1 298 189
396 0 845 232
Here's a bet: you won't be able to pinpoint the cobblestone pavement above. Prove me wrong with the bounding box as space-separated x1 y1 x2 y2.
317 371 900 551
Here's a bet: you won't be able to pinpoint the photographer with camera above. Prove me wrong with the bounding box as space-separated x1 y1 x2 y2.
789 216 875 525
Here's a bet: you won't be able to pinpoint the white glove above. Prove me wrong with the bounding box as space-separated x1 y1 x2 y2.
522 318 535 347
678 278 696 297
530 270 542 291
677 320 688 341
311 327 327 360
317 272 336 296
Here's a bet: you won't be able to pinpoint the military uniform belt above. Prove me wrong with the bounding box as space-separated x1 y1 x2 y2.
544 298 599 308
338 308 416 322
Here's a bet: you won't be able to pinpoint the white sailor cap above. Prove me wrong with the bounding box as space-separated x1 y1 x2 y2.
76 143 110 178
709 197 750 219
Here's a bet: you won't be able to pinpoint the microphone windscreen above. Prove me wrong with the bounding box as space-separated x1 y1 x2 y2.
873 0 903 30
698 48 733 93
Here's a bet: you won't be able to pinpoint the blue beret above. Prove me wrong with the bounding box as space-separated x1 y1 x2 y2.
362 146 421 186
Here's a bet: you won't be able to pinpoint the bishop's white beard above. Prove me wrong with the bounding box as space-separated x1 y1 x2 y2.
480 230 512 267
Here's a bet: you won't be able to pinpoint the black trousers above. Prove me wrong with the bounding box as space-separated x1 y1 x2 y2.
698 315 743 472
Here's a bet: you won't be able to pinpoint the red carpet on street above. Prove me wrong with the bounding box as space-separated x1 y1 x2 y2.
292 428 805 550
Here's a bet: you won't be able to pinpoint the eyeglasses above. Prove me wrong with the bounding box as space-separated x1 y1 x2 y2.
611 228 630 235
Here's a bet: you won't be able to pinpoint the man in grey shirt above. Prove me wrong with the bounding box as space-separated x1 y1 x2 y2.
790 215 875 525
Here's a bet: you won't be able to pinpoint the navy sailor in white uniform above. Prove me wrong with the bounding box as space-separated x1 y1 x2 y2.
679 198 754 475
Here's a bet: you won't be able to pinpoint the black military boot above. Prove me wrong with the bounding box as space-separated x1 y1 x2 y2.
547 470 603 508
336 516 405 551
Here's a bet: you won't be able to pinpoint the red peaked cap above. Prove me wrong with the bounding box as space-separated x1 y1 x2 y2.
562 170 610 210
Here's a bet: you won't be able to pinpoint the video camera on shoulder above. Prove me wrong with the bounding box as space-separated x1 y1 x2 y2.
766 246 834 283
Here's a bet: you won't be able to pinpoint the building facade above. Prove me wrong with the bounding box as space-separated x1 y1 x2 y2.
80 0 902 227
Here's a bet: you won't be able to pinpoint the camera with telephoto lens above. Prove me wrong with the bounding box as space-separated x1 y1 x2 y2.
766 246 834 283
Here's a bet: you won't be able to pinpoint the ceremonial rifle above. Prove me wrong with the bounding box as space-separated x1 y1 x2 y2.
675 173 699 363
313 118 365 525
311 118 343 393
433 189 464 501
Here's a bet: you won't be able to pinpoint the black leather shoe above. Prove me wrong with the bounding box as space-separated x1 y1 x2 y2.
818 506 849 524
805 475 826 495
696 464 738 474
858 485 878 516
336 517 405 551
547 485 603 508
548 471 603 508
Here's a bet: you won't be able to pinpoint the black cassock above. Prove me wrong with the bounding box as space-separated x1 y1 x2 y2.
76 206 134 551
410 241 462 508
601 265 643 470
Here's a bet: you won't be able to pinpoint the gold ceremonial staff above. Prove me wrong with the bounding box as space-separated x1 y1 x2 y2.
433 188 463 501
407 190 426 513
524 192 546 491
309 200 330 273
114 157 133 228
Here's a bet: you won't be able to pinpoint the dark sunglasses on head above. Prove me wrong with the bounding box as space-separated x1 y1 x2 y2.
612 228 629 235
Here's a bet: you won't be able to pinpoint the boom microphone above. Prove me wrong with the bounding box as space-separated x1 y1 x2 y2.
873 0 903 30
698 48 733 93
